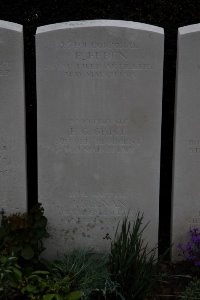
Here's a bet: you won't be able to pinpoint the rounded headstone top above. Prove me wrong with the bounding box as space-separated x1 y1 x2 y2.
179 23 200 35
36 20 164 35
0 20 22 32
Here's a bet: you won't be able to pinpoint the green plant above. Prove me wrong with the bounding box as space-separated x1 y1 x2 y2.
18 269 82 300
108 213 157 300
51 249 116 299
19 270 51 299
181 278 200 299
0 254 22 299
0 203 49 263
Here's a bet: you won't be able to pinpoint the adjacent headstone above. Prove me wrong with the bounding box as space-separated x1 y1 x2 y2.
36 20 164 258
172 24 200 259
0 21 26 214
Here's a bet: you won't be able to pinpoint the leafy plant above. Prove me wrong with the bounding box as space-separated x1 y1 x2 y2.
51 249 116 299
108 213 157 300
15 269 82 300
19 270 51 299
0 254 22 299
0 203 49 264
181 278 200 299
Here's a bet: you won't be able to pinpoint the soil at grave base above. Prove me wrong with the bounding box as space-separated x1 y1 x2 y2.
147 261 199 300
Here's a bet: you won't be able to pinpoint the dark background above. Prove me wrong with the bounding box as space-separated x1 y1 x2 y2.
0 0 199 256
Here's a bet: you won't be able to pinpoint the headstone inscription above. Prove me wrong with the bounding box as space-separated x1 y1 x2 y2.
36 20 164 257
0 21 26 214
172 24 200 259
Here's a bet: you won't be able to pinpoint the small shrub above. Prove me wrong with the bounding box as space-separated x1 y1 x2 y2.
0 203 49 264
108 213 157 300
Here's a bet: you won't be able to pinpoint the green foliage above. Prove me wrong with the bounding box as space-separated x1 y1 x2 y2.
0 203 49 263
0 254 22 299
108 213 157 300
0 208 161 299
18 269 72 299
0 266 83 300
181 278 200 299
51 249 116 299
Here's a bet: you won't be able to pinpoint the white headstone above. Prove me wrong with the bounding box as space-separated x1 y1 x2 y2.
36 20 164 258
0 21 26 214
172 24 200 259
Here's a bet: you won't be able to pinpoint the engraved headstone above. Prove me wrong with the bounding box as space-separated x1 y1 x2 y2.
36 20 164 257
172 24 200 259
0 21 26 214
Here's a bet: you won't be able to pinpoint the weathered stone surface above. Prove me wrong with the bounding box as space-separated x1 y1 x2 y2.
172 24 200 260
36 20 164 257
0 21 26 214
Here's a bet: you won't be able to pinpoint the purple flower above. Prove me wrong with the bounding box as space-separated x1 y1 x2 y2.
177 227 200 267
177 243 183 249
190 227 199 234
186 242 192 250
186 255 196 261
191 235 200 243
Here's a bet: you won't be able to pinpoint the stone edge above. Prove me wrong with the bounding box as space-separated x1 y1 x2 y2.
179 23 200 35
36 20 164 35
0 20 22 32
